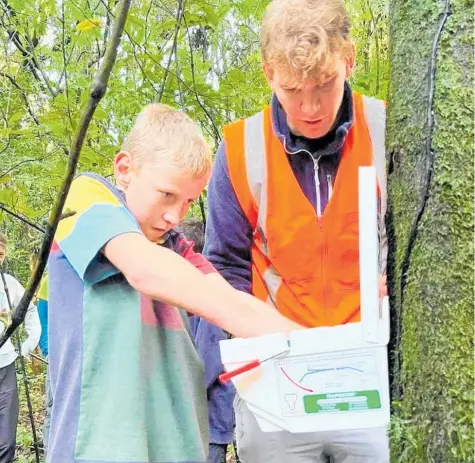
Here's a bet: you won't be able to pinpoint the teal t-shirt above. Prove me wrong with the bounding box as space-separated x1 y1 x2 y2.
46 173 209 463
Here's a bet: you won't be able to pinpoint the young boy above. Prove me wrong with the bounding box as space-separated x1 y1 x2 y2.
0 232 41 462
46 104 303 463
179 218 234 463
203 0 389 461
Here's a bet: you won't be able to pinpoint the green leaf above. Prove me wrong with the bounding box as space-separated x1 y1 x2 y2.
8 112 24 125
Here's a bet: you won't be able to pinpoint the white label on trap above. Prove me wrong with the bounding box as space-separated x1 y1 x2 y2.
275 350 382 417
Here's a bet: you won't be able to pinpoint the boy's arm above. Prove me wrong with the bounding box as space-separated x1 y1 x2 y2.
104 233 303 338
203 142 253 293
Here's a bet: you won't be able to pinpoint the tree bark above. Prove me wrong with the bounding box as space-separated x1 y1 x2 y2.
387 1 474 461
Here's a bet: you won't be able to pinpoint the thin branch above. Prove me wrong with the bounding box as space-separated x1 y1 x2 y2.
98 0 221 143
61 0 74 134
2 11 57 98
183 14 222 143
57 41 78 89
173 34 206 226
0 137 10 155
144 0 154 43
0 73 70 155
3 27 42 84
157 0 185 102
0 72 39 124
0 155 47 180
174 35 185 108
126 33 206 98
0 0 132 349
0 203 45 233
366 0 380 95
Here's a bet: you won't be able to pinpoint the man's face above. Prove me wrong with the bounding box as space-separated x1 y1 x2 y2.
114 152 209 243
264 53 354 139
0 246 5 266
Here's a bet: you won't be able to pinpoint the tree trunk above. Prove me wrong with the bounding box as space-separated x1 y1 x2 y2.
387 1 474 462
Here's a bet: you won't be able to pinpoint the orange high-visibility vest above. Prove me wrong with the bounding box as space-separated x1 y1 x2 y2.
223 92 386 328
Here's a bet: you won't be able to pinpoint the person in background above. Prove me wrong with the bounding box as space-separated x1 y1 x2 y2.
0 232 41 463
179 217 234 463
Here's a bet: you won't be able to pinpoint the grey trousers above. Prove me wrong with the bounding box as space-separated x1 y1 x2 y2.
0 363 19 463
234 396 390 463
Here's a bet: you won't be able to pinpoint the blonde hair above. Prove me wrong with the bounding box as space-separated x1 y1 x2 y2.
122 104 212 177
0 233 6 248
261 0 352 84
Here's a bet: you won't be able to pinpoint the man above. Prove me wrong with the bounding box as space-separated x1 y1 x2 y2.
203 0 388 461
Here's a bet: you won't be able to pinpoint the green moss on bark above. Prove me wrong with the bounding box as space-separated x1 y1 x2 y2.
387 0 474 461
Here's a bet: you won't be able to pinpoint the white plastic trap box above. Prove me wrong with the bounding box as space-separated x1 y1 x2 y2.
219 167 390 433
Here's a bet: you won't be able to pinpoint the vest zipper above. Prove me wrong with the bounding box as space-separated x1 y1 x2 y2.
313 155 322 217
313 156 329 322
282 137 323 217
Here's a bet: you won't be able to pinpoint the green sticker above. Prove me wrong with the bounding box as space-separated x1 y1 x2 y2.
303 390 381 414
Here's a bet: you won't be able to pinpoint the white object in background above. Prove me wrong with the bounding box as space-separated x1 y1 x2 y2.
219 166 390 434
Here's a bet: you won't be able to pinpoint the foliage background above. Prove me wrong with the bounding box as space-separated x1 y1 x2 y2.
2 0 471 462
0 0 388 284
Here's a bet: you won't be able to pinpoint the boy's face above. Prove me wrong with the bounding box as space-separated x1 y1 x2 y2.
264 53 354 139
0 246 5 266
114 153 209 243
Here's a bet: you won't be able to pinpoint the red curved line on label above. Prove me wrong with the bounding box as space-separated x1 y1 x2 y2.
280 367 314 393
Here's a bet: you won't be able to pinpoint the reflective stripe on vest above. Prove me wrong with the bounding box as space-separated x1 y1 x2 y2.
224 92 386 327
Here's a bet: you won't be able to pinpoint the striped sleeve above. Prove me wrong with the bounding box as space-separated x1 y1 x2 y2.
54 174 143 284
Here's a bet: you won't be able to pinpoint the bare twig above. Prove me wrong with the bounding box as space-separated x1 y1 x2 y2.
61 0 74 134
0 73 70 156
157 0 185 102
366 0 381 95
0 155 48 181
183 14 222 142
144 0 154 43
173 45 207 227
0 0 132 349
0 137 10 156
0 72 39 124
0 203 45 233
1 3 57 99
30 352 48 364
